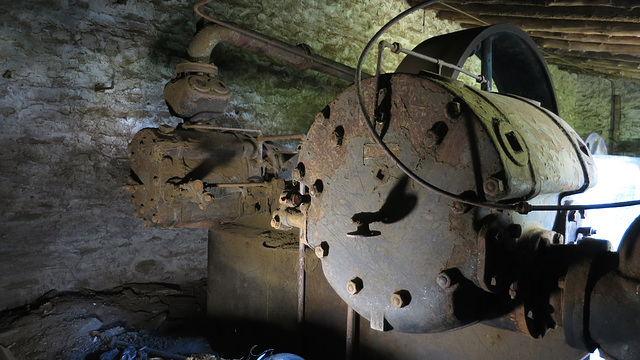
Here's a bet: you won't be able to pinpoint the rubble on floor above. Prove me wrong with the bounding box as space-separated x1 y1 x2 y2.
0 281 306 360
0 281 216 360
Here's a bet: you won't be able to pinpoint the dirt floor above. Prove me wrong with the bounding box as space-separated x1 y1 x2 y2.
0 280 259 360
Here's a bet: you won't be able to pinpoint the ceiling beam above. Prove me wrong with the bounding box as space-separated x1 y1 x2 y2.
412 0 640 9
436 10 640 36
528 31 640 46
534 38 640 56
435 2 640 23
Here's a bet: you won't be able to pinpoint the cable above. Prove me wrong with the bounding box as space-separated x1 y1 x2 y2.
355 0 640 214
355 0 518 212
531 200 640 212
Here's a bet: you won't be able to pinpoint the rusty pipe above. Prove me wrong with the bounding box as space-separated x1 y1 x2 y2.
188 24 367 82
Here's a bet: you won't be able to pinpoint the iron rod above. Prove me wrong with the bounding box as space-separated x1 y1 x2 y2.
346 306 357 360
397 46 486 84
297 182 306 325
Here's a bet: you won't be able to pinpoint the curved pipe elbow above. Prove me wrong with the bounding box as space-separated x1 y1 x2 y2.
188 24 235 62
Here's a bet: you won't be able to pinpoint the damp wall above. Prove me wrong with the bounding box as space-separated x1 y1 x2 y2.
1 0 639 310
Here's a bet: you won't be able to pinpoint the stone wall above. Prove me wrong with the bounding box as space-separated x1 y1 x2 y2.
2 0 639 311
550 65 640 156
1 0 204 310
0 0 463 310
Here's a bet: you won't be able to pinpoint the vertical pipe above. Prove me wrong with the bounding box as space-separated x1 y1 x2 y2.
297 183 306 325
608 79 615 152
481 37 493 92
346 306 358 360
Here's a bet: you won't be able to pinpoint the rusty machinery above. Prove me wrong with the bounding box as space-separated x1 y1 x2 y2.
125 1 640 359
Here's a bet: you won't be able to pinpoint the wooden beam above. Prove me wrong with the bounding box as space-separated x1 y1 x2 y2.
542 52 640 80
542 48 640 66
411 0 640 8
528 31 640 46
436 10 640 36
552 58 640 73
534 38 640 56
552 64 640 81
435 3 640 23
549 1 640 9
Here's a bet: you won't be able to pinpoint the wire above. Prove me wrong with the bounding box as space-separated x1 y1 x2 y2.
355 0 518 212
531 200 640 212
354 0 640 214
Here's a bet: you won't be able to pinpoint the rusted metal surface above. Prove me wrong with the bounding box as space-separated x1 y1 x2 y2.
589 271 640 360
618 213 640 279
562 258 594 351
163 62 231 120
297 182 307 326
428 76 595 202
395 24 559 114
299 73 506 333
586 215 640 360
125 127 289 228
294 72 600 343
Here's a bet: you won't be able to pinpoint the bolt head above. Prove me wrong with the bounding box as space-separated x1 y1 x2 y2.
330 132 342 147
558 276 566 289
509 281 518 300
270 215 280 229
437 273 451 289
346 278 363 295
391 293 405 308
424 129 438 148
483 177 504 197
553 232 564 244
315 242 329 258
291 168 302 181
451 201 471 214
447 101 462 118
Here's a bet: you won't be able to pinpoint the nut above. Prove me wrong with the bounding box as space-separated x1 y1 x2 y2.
553 232 564 244
483 177 504 197
292 168 302 182
315 241 329 258
451 201 471 214
437 273 451 289
424 129 438 148
391 290 411 308
557 276 566 289
330 132 342 147
447 101 462 118
509 281 518 300
346 277 363 295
